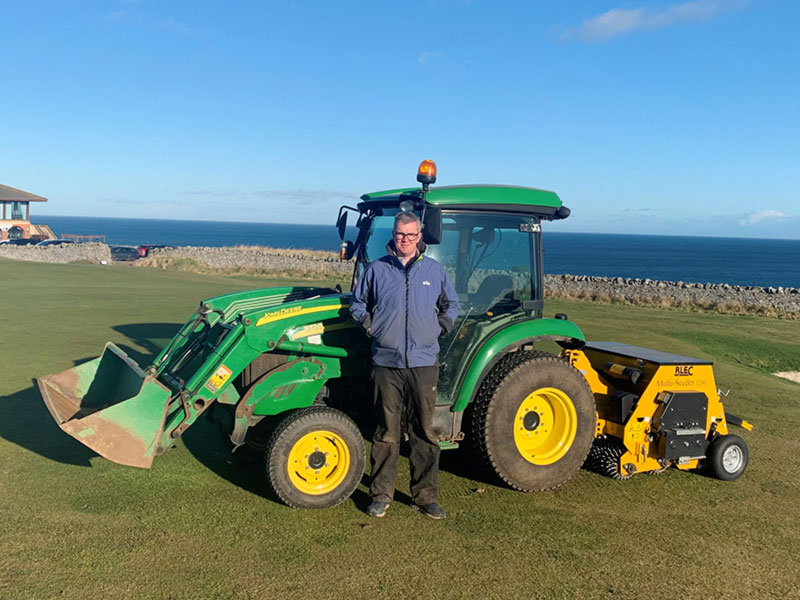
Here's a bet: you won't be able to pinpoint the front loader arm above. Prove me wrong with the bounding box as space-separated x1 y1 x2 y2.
37 287 368 468
154 294 360 452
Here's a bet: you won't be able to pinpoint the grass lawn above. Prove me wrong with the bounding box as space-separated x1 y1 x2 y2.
1 258 799 600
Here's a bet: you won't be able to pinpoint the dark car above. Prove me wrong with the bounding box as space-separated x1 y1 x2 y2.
36 239 76 247
110 246 141 262
5 238 40 246
137 244 174 257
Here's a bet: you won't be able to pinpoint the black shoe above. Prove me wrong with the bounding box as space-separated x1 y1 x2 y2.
367 501 390 518
414 502 446 520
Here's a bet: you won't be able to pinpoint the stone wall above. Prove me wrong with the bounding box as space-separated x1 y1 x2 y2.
0 243 111 264
545 273 800 318
3 243 797 318
141 246 353 278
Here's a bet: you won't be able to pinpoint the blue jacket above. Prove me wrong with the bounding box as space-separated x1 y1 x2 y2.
350 245 460 369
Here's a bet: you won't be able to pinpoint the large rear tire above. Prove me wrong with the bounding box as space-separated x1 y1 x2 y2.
265 407 365 509
471 351 596 491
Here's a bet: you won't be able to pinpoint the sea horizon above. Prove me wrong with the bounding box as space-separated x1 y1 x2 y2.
34 213 800 242
27 214 800 289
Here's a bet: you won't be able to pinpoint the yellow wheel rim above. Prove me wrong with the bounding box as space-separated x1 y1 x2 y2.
513 387 578 465
287 430 351 495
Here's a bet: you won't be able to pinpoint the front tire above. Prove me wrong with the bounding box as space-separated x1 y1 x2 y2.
471 351 596 491
265 407 366 509
705 434 748 481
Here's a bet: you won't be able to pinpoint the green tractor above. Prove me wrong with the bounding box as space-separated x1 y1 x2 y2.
36 161 608 508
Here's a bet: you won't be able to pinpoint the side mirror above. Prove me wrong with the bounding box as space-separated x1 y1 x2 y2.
336 211 348 240
339 240 355 261
422 207 442 245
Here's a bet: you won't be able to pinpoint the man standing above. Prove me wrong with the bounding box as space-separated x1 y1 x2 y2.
350 211 459 519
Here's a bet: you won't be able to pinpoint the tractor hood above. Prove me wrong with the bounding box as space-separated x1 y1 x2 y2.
236 289 361 357
198 285 345 325
183 284 362 357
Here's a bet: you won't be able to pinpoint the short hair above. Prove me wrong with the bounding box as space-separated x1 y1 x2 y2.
393 211 421 231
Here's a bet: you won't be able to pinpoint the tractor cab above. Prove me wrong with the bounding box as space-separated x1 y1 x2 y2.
337 161 574 418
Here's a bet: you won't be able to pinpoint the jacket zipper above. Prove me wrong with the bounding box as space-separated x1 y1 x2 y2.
400 255 421 369
404 266 410 368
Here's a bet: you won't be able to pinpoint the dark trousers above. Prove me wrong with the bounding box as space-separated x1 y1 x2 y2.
370 365 440 506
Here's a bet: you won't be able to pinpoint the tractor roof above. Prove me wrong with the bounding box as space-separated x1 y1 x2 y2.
360 185 563 213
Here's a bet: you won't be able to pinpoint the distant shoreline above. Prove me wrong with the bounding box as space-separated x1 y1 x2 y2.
34 213 800 242
28 215 800 289
2 243 798 319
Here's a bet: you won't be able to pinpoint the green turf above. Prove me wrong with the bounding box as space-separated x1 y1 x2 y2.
1 258 799 599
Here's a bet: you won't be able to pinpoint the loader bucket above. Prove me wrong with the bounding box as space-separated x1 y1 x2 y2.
37 343 172 468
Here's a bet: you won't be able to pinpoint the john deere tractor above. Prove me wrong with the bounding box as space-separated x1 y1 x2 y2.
38 161 751 509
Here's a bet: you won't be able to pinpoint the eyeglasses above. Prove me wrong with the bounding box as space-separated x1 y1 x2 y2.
393 231 420 241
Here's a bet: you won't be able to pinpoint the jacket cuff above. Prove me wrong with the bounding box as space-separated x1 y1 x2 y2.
438 315 453 336
360 314 373 337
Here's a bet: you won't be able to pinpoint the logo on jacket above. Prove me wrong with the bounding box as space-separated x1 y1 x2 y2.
422 281 431 286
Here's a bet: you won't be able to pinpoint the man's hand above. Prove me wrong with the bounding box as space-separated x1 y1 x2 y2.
360 314 373 337
438 315 453 337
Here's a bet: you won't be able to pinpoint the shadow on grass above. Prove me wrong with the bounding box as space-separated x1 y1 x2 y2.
437 446 500 489
0 381 96 467
111 322 183 366
180 419 278 501
181 427 420 510
0 322 182 468
181 425 414 509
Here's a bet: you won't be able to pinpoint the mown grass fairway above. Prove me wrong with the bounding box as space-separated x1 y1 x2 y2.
1 258 799 600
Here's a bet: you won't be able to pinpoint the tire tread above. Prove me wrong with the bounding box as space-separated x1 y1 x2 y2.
265 406 365 509
471 351 595 492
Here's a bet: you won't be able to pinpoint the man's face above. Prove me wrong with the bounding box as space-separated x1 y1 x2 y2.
393 219 421 259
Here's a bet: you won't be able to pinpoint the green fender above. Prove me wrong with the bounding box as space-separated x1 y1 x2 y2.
451 318 585 413
251 357 342 416
228 356 343 446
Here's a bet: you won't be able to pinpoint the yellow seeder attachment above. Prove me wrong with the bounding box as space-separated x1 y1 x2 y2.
563 342 751 480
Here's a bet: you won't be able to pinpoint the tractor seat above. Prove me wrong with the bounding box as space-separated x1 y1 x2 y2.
470 274 515 313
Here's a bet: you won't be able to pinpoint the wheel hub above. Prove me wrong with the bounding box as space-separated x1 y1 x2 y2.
722 445 743 473
287 430 351 495
513 387 578 466
523 411 541 431
308 450 326 469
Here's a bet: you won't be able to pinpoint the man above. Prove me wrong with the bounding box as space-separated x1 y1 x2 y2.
350 211 459 519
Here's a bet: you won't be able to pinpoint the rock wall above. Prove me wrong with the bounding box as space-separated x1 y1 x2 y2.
4 243 797 318
0 243 111 264
545 273 800 318
142 246 354 278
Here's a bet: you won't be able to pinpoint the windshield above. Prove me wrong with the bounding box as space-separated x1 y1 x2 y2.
362 210 539 315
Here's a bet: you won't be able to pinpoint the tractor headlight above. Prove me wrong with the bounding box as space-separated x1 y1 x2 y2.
399 199 416 213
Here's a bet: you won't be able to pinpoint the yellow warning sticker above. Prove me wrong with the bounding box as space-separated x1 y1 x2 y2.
288 323 325 341
205 365 233 393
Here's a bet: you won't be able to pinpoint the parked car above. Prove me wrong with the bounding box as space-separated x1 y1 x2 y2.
137 244 174 257
6 238 40 246
36 239 75 247
110 245 141 262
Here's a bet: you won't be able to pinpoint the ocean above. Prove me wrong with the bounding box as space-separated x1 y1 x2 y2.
36 215 800 289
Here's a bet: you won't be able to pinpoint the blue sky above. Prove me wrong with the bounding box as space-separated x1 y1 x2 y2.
1 0 798 238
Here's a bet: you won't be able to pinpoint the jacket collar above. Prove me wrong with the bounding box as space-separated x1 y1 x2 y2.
385 239 426 269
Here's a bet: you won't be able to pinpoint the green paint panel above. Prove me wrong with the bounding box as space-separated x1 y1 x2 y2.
360 187 417 200
252 379 326 415
451 318 585 412
361 185 562 208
